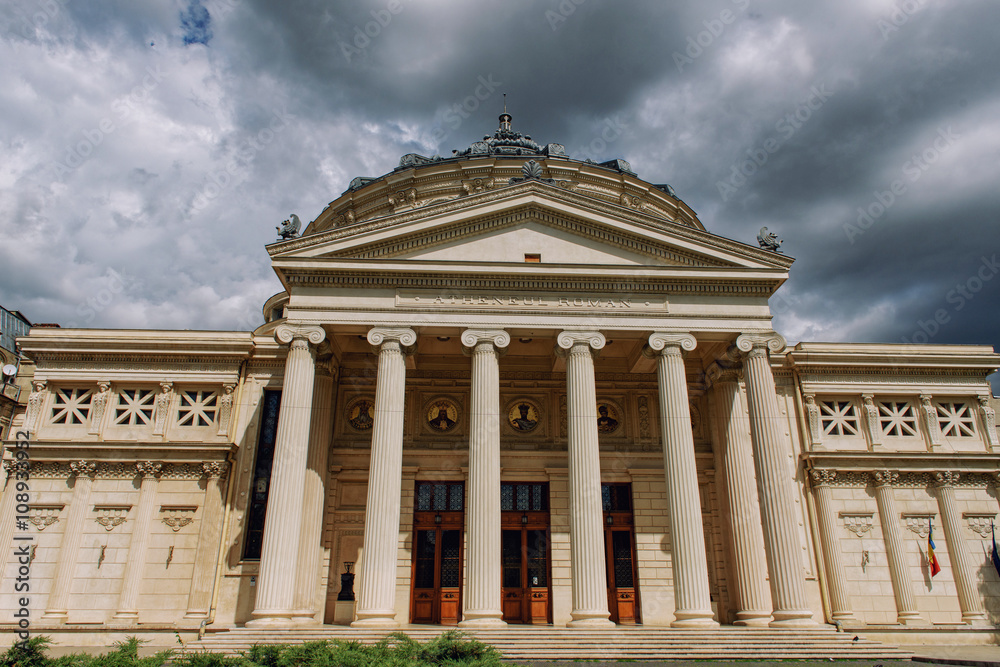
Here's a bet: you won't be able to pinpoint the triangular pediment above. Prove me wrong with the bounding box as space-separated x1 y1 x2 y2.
269 182 792 272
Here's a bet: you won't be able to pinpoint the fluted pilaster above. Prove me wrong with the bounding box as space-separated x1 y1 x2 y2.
934 471 988 625
557 330 613 626
113 461 163 621
871 470 925 625
649 332 717 627
709 365 771 626
184 462 229 619
808 470 856 622
353 327 416 627
41 461 97 623
460 329 510 626
735 333 815 627
292 360 336 623
249 323 326 626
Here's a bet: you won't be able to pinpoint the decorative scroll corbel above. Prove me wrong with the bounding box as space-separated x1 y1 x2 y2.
920 395 943 449
804 394 822 448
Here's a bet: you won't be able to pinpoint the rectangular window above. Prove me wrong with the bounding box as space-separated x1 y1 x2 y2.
936 402 976 437
114 388 156 426
524 254 541 263
414 482 464 512
49 387 93 425
500 483 548 511
243 389 281 560
177 389 219 427
878 401 918 437
819 400 859 436
601 483 632 512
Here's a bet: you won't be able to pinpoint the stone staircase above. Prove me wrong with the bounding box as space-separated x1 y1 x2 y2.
183 625 913 661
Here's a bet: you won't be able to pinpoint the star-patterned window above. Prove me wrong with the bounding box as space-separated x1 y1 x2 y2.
877 401 918 437
176 390 218 427
819 400 859 436
49 387 93 425
935 402 976 437
113 388 156 426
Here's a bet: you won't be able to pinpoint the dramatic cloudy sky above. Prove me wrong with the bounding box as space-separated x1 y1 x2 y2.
1 0 998 372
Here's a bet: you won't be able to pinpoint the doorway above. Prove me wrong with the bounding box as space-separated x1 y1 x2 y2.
602 483 640 624
500 482 551 624
410 481 464 625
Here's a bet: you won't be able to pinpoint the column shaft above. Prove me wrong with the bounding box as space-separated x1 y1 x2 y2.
737 335 815 627
651 334 716 627
292 363 335 622
809 471 856 622
713 374 771 625
935 474 988 625
114 462 162 620
249 324 324 626
559 331 613 626
461 330 509 626
353 328 414 627
872 472 925 625
184 463 229 619
41 462 96 623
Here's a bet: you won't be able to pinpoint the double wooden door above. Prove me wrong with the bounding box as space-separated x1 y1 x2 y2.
500 482 551 624
603 483 640 624
410 482 465 625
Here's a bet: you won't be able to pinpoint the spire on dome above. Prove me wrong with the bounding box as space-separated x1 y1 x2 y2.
499 93 512 131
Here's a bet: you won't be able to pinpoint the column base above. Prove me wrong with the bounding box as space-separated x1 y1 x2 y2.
459 614 506 627
39 611 68 624
672 614 719 628
769 612 818 628
568 612 615 627
962 612 990 627
111 611 139 623
246 611 297 628
351 612 399 628
830 611 858 623
896 612 928 626
290 614 322 625
733 611 772 627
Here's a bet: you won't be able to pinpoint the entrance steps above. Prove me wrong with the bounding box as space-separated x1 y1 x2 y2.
184 624 912 661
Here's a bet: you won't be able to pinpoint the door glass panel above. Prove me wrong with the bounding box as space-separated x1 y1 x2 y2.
527 529 547 587
417 483 432 510
516 485 528 510
433 484 447 510
612 530 634 588
440 530 461 587
501 484 514 510
502 530 522 587
414 530 436 588
449 484 463 510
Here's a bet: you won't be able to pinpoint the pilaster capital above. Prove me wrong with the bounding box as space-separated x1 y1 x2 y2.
367 327 417 349
460 329 510 352
810 468 837 487
31 380 47 393
202 460 229 480
69 460 98 479
871 469 899 487
647 332 697 355
735 332 787 357
934 470 960 487
275 323 326 346
556 330 605 352
136 461 163 479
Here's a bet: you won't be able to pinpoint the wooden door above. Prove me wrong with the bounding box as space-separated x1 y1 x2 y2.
602 483 640 624
410 481 464 625
500 482 551 624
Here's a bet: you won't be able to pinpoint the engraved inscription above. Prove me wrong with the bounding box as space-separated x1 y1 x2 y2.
396 290 666 311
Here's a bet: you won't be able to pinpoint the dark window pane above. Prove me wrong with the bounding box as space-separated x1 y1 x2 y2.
414 531 436 588
612 530 634 588
417 483 432 511
449 483 463 511
501 484 513 511
532 484 543 511
440 530 461 587
243 390 282 560
516 484 528 510
502 530 522 588
434 484 447 511
601 484 612 512
527 529 547 587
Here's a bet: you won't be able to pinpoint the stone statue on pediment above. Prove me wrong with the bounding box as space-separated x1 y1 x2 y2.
276 213 301 240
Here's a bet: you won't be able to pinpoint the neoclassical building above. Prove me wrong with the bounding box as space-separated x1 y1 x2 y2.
3 115 999 648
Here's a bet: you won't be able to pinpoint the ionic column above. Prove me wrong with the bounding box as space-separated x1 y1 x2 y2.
735 333 815 627
557 330 613 626
934 471 988 625
649 332 717 627
808 469 856 622
113 461 163 621
41 461 97 623
292 359 336 623
708 364 771 626
248 323 326 627
352 327 416 627
871 470 925 625
460 329 510 627
184 461 230 619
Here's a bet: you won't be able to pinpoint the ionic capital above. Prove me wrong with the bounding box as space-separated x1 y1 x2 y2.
366 327 417 350
69 460 98 479
934 470 960 487
275 323 326 346
735 332 787 357
810 468 837 487
461 329 510 352
647 332 697 356
556 330 605 352
705 360 742 386
136 461 163 479
871 469 899 487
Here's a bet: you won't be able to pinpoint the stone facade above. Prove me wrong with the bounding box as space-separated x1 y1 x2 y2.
2 118 999 647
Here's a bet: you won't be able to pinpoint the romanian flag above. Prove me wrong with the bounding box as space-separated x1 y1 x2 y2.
928 519 941 577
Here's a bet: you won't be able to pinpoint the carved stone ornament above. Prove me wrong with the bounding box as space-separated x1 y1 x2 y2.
963 512 998 538
337 208 356 226
903 513 936 538
136 461 163 479
647 332 697 355
425 397 461 434
979 397 999 449
95 505 131 531
839 513 875 538
921 395 943 448
804 395 822 447
160 506 197 532
275 323 326 346
556 330 606 354
871 469 899 487
461 178 496 196
24 380 47 433
809 469 837 487
345 396 376 432
29 505 64 531
217 383 236 436
861 394 881 448
735 332 787 356
597 400 623 435
202 461 229 480
153 382 173 436
367 327 417 349
89 381 112 435
69 460 98 479
934 470 960 487
637 395 651 439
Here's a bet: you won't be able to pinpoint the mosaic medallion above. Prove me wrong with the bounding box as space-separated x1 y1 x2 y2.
507 399 541 433
345 396 375 432
426 398 460 433
597 402 621 434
